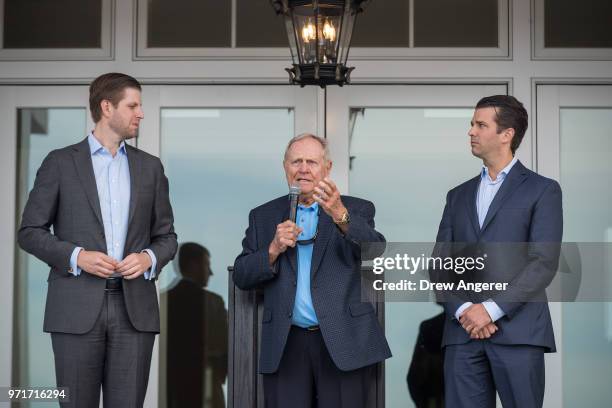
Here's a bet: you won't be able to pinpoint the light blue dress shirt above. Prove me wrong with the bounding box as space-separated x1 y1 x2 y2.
291 202 319 328
69 133 157 279
455 157 518 323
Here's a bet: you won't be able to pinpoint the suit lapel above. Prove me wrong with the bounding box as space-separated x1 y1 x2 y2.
465 176 481 237
72 138 104 227
480 160 529 233
126 145 142 227
310 210 333 281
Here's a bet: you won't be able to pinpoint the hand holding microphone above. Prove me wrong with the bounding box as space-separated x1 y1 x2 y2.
268 185 303 265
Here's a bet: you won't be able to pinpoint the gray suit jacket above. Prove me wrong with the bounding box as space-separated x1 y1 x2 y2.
18 137 177 334
233 195 392 373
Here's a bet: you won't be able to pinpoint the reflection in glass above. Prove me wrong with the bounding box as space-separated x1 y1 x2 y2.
159 108 294 407
14 108 87 408
163 243 227 407
348 108 480 408
560 108 612 406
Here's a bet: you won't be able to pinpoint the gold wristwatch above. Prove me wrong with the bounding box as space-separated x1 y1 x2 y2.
334 210 350 225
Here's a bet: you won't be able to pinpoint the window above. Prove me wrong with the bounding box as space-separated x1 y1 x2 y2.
0 0 113 60
135 0 510 60
533 0 612 59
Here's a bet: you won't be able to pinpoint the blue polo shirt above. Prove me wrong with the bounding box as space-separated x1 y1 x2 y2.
291 202 319 328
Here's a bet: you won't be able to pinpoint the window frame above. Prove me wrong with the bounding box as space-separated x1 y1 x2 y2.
134 0 511 61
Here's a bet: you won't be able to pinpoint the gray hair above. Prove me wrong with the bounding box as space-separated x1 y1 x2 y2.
283 133 330 162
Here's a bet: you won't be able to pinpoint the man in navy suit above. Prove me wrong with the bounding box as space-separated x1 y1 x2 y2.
434 95 562 408
233 133 391 408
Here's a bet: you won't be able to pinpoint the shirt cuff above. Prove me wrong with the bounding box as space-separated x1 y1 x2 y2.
142 249 157 280
69 247 83 276
455 302 473 321
482 299 506 322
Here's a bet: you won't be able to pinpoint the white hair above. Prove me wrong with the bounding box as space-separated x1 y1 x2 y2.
283 133 330 162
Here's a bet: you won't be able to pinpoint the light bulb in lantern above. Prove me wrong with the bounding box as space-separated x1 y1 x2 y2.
322 20 336 42
302 21 316 42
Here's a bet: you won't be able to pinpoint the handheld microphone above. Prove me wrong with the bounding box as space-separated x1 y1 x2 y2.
288 184 301 223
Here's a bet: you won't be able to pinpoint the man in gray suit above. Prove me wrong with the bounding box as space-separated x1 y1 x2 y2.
233 134 391 408
18 72 177 407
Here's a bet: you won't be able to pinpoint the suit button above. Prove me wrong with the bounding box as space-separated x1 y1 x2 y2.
293 281 297 286
288 312 293 318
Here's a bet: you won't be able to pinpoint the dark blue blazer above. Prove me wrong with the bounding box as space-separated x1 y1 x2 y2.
434 160 562 352
233 195 392 373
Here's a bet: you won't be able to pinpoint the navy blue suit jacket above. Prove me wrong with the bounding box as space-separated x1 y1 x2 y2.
233 195 392 373
434 160 562 352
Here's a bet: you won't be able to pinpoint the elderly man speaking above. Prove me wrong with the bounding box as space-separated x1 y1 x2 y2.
233 133 391 408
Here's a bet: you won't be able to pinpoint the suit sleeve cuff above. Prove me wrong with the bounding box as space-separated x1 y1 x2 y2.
482 299 506 322
142 249 157 280
455 302 473 321
69 247 83 276
455 302 473 320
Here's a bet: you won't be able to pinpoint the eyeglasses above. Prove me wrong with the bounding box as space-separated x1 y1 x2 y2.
296 207 319 245
297 227 318 245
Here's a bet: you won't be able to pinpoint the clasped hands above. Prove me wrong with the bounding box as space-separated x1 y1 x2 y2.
459 303 498 340
77 250 152 280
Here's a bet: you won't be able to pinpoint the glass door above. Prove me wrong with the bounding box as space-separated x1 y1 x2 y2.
137 85 320 407
327 83 512 408
536 84 612 408
0 86 92 407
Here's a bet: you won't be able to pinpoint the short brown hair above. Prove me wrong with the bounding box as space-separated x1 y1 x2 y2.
475 95 528 155
89 73 141 122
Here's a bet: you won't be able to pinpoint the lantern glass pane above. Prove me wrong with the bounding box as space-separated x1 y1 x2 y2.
316 13 341 64
336 6 355 65
284 14 300 63
292 6 317 64
289 2 348 65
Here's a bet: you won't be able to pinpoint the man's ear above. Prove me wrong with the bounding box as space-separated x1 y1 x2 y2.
501 128 515 145
100 99 113 119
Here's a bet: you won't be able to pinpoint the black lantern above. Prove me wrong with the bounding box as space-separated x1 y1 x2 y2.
271 0 369 87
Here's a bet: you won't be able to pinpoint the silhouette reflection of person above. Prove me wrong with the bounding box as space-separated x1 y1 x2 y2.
166 243 228 408
407 308 445 408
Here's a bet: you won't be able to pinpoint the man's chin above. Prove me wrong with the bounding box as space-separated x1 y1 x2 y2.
296 180 314 188
299 189 314 197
